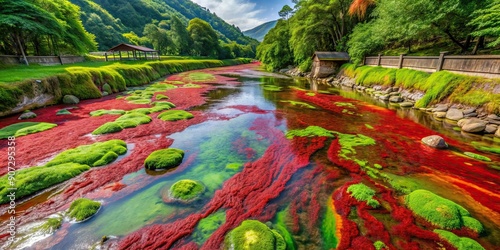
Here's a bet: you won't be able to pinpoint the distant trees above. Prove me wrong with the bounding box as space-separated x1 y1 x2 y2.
187 18 219 57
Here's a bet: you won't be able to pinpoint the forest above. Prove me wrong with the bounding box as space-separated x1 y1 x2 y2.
257 0 500 71
0 0 258 60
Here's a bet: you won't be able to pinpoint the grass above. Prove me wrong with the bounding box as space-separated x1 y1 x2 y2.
45 139 127 167
187 72 215 81
434 230 485 250
224 220 286 250
347 183 380 208
158 110 194 121
68 198 101 222
0 122 57 139
285 126 336 139
144 148 184 170
406 190 483 233
168 179 205 201
36 216 63 234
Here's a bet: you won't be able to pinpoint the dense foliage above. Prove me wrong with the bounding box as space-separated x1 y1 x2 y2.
258 0 500 70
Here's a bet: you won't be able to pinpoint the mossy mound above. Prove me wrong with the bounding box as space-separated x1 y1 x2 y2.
116 112 152 125
193 211 226 245
92 122 123 135
56 109 72 115
463 152 492 162
434 230 485 250
90 109 125 117
0 163 90 204
165 179 205 203
182 83 202 88
285 126 336 139
128 99 151 105
406 190 483 233
224 220 286 250
158 110 194 121
0 122 57 139
263 85 283 92
280 100 316 109
188 72 215 81
144 148 184 170
46 139 127 167
68 198 101 222
155 94 169 100
347 183 380 208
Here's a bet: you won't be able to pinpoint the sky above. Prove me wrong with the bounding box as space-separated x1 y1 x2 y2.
190 0 294 31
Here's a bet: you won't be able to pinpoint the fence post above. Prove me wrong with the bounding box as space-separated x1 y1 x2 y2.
377 54 382 66
58 55 64 65
436 51 448 72
398 53 405 69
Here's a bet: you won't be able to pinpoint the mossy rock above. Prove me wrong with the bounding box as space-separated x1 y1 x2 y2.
102 83 112 94
285 126 336 139
434 230 485 250
144 148 184 170
92 122 123 135
406 190 483 233
156 94 169 100
463 152 491 162
0 122 57 139
90 109 125 117
163 179 205 203
347 183 380 208
224 220 286 250
68 198 101 222
56 109 72 115
63 95 80 104
116 112 152 125
158 110 194 121
45 139 127 167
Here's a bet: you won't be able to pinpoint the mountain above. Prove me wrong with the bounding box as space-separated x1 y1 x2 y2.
70 0 257 50
243 20 278 42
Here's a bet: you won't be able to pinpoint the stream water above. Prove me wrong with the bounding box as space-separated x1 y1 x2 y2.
0 63 499 250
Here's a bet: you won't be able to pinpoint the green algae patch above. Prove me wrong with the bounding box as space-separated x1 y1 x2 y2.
188 72 215 81
36 216 63 234
321 198 338 249
406 190 483 233
182 83 202 88
463 152 491 162
155 94 169 100
365 124 374 130
224 220 286 250
470 141 500 155
193 211 226 245
128 99 151 105
275 207 296 250
158 110 194 121
434 230 485 250
90 109 126 117
144 148 184 170
337 133 376 159
347 183 380 208
226 163 244 171
263 85 283 92
280 100 316 109
382 173 420 194
68 198 101 222
0 122 57 139
46 140 127 167
306 92 316 96
92 122 123 135
0 163 90 204
374 241 387 250
56 109 72 115
167 179 205 202
286 126 336 139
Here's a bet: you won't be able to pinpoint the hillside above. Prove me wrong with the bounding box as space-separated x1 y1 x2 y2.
244 20 277 42
70 0 257 50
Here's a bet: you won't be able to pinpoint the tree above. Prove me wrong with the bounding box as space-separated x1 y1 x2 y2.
279 5 294 20
257 20 293 71
349 0 376 19
187 18 219 57
470 0 500 49
143 22 173 55
171 15 192 55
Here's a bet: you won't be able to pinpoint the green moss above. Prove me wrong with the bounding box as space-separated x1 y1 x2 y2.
463 216 484 234
156 94 169 100
280 100 316 109
68 198 101 222
224 220 286 250
116 113 152 126
406 190 483 232
193 211 226 245
335 102 356 109
347 183 380 208
168 179 205 202
365 124 374 130
337 133 376 160
470 142 500 155
383 173 421 194
46 140 127 167
183 83 202 88
285 126 336 139
56 109 72 115
321 199 338 249
92 122 123 135
144 148 184 170
463 152 491 162
0 122 57 139
158 110 194 121
128 99 151 104
93 151 119 167
188 72 215 81
263 85 283 92
306 92 316 96
90 109 126 117
373 163 383 169
102 83 112 93
226 163 244 170
0 163 90 204
374 241 387 250
434 230 485 250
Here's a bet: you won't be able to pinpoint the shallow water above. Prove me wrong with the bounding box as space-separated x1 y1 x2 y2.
1 64 499 249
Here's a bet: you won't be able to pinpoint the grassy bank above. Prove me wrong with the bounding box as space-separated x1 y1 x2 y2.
0 58 251 114
341 64 500 113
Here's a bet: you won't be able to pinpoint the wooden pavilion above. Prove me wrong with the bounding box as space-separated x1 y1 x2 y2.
106 43 160 61
311 51 350 78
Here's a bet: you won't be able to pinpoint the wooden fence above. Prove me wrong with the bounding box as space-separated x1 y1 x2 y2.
364 52 500 78
0 55 85 65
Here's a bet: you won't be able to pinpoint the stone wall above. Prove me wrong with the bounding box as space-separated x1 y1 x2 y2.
0 55 84 65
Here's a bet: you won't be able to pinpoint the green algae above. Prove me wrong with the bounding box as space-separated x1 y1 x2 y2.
226 163 244 170
46 139 127 167
193 211 226 245
373 163 383 169
68 198 101 222
321 199 338 249
365 124 374 130
188 72 215 81
56 109 72 115
285 126 336 139
382 173 420 194
374 241 387 250
306 92 316 96
280 100 316 109
158 110 194 121
347 183 380 208
470 141 500 155
337 133 376 160
275 208 296 250
144 148 184 170
335 102 356 109
263 85 283 92
406 190 483 233
224 220 286 250
92 122 123 135
434 230 485 250
168 179 205 202
183 83 202 88
0 122 57 139
463 152 491 162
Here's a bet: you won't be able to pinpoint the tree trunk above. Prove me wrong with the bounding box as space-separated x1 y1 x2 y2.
472 36 484 55
463 35 472 53
16 32 29 66
444 30 466 51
